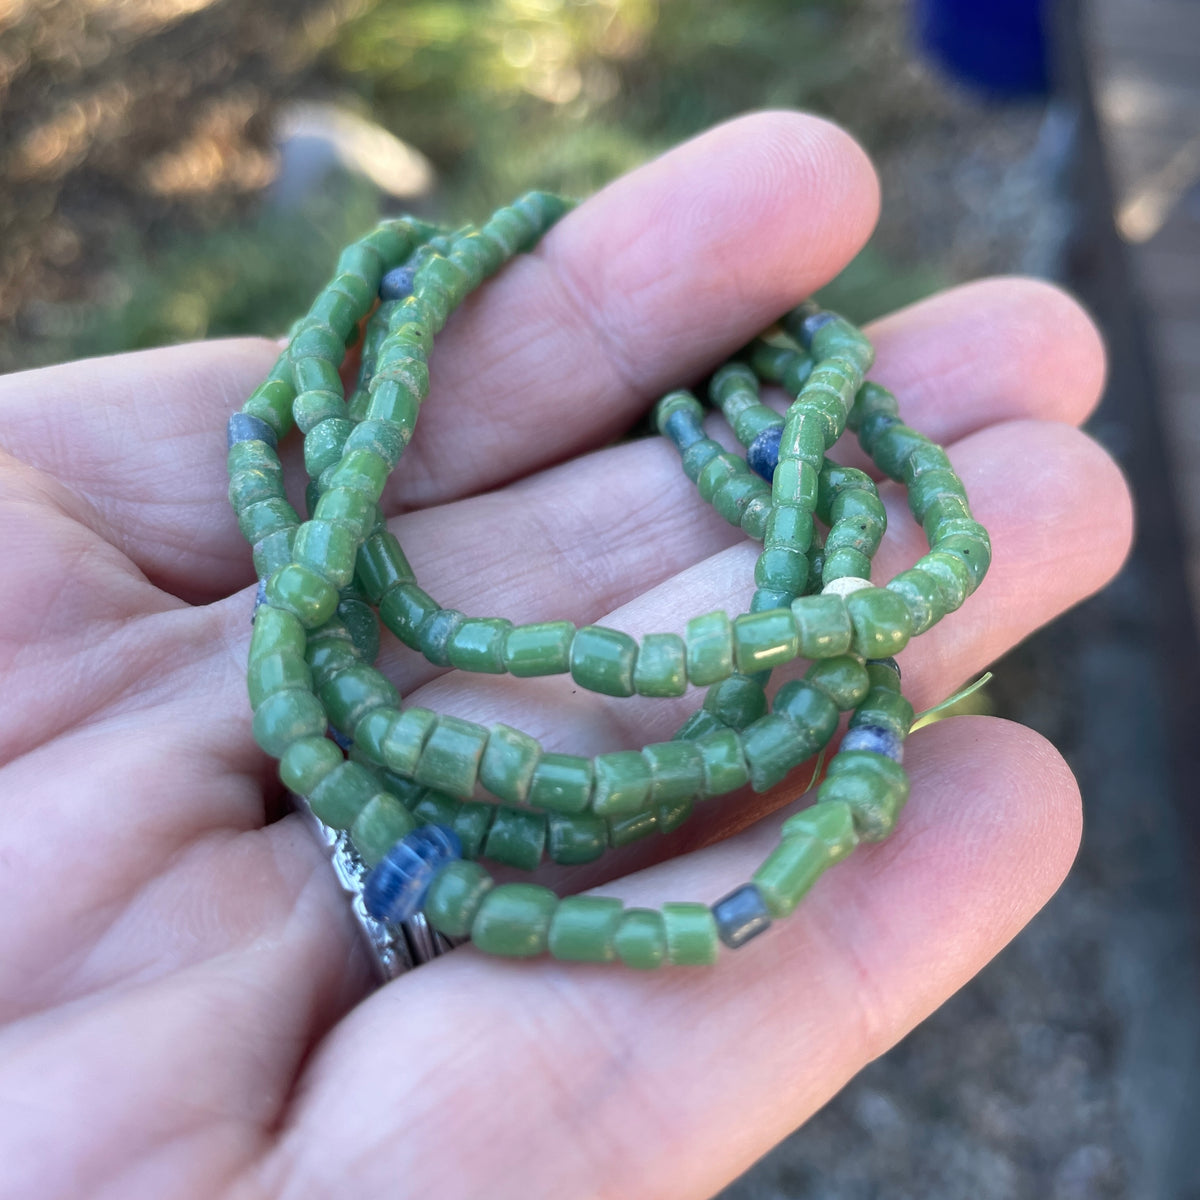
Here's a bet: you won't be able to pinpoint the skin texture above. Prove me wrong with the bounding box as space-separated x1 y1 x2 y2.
0 112 1130 1200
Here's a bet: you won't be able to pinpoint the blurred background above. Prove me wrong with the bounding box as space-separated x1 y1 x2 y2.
2 0 1198 1195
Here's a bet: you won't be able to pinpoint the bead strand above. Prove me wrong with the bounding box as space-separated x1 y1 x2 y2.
228 193 990 967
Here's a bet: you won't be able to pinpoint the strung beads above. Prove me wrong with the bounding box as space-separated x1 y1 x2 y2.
229 194 991 968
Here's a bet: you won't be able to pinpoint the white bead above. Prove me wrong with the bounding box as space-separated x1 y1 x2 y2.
821 576 873 598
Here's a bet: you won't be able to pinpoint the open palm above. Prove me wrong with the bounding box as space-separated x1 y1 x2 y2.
0 113 1130 1200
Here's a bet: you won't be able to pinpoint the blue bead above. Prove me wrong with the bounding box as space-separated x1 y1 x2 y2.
362 824 462 923
746 424 782 481
798 309 837 349
250 577 268 624
841 724 904 762
712 883 772 949
663 407 704 451
379 265 416 301
227 412 277 449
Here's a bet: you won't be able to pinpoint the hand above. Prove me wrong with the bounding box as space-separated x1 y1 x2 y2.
0 112 1130 1200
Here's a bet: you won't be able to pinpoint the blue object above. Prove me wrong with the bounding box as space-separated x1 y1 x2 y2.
663 406 705 451
841 724 904 763
712 883 773 949
227 411 277 449
746 424 782 481
916 0 1050 97
363 824 462 923
379 264 417 301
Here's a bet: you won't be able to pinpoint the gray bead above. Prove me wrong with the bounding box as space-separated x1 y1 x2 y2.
712 883 772 949
841 724 904 762
227 412 278 449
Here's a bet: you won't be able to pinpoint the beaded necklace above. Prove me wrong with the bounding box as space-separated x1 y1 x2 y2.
227 193 990 971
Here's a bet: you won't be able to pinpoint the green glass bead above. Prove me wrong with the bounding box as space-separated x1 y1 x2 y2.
781 800 859 862
250 605 307 662
548 895 624 963
335 241 384 288
845 588 913 658
919 550 972 612
754 547 808 597
592 751 653 816
279 735 343 795
633 632 687 697
306 633 357 690
424 860 495 938
871 423 932 481
732 608 800 673
252 688 326 757
228 466 284 512
308 760 379 828
266 563 339 629
681 439 721 482
247 651 312 710
337 595 380 664
504 621 575 677
934 529 992 593
253 528 296 579
479 724 541 805
347 530 410 601
413 714 489 798
607 808 658 847
309 489 374 542
741 496 772 540
805 656 870 710
484 806 547 871
570 625 637 697
416 608 465 667
741 712 811 793
886 568 945 635
327 449 389 500
351 792 417 867
452 801 495 860
546 812 608 865
242 378 295 437
661 902 719 966
822 547 873 584
365 378 421 435
703 674 767 729
847 380 899 431
753 835 829 918
772 458 820 510
528 753 594 815
237 497 298 544
379 583 439 647
906 466 967 520
293 389 345 435
674 709 726 741
318 664 399 735
778 410 827 465
751 586 795 613
853 689 915 740
411 789 460 828
470 883 557 958
791 594 853 659
686 610 734 686
921 493 972 539
772 680 839 751
764 503 815 554
696 728 750 795
614 908 668 969
819 750 910 840
642 740 704 803
712 473 766 526
303 417 354 480
447 617 513 674
655 794 694 834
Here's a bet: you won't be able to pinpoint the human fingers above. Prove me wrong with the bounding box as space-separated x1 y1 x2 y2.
247 717 1081 1200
